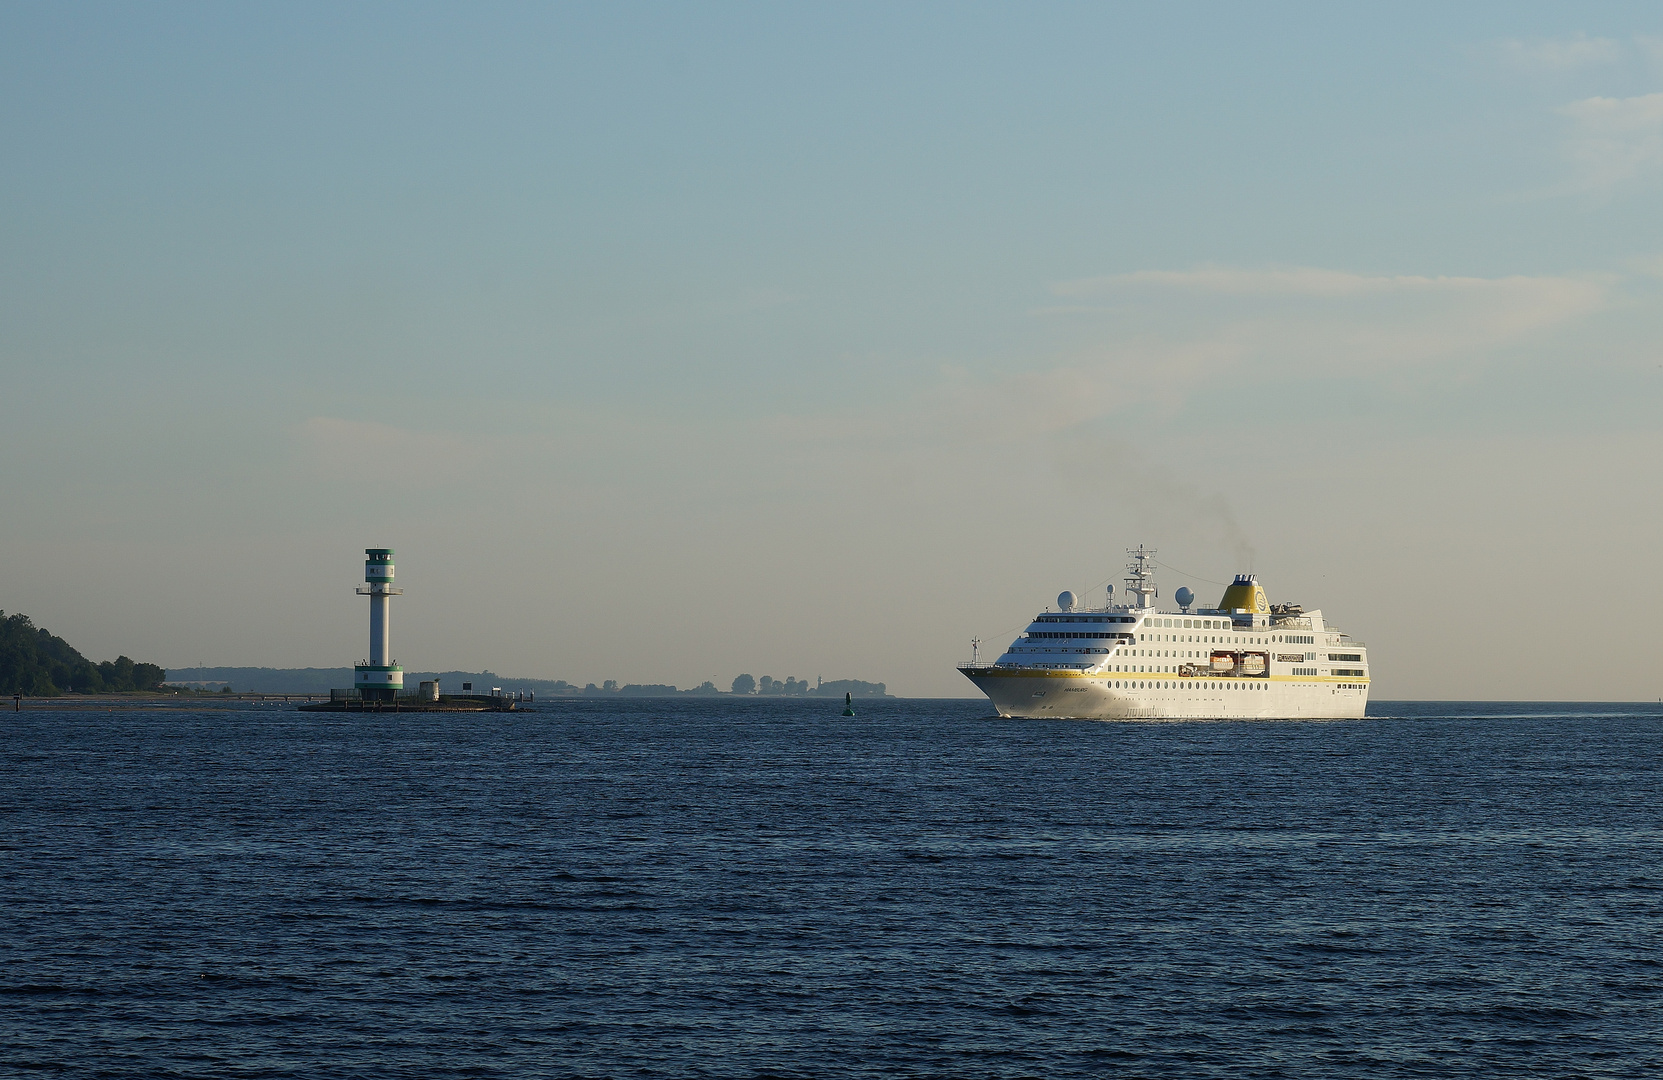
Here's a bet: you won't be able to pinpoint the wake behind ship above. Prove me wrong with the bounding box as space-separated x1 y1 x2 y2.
959 547 1369 720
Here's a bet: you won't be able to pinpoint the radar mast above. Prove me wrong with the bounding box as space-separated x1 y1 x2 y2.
1124 545 1158 610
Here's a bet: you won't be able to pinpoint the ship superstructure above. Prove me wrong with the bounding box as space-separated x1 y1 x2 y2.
958 546 1369 719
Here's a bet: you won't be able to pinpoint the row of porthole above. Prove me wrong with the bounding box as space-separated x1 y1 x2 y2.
1109 681 1266 691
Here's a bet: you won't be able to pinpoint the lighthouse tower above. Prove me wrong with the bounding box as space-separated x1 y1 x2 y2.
354 548 403 700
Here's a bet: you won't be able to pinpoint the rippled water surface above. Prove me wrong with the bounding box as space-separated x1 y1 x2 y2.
3 699 1661 1077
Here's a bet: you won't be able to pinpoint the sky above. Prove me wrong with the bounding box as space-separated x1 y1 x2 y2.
2 2 1662 699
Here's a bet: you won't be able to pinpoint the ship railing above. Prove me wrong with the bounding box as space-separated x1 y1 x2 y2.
962 661 1093 670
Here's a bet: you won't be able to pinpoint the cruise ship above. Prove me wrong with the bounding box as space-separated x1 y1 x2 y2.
959 547 1369 719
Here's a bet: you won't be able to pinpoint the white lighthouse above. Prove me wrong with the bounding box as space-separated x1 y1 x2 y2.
353 548 403 699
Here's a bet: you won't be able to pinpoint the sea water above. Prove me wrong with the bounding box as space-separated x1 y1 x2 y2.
3 699 1660 1077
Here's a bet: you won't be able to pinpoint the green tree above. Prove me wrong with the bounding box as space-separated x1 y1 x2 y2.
730 673 755 695
0 611 165 695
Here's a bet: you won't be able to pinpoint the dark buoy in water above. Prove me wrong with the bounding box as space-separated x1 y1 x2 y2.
842 691 855 717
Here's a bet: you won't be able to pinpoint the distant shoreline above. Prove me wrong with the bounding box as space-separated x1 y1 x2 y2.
7 690 328 707
6 691 905 708
162 667 892 699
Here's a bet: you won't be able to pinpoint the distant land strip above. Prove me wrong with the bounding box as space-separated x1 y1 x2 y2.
163 668 892 698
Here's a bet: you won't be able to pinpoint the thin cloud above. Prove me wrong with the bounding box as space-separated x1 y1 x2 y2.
1499 34 1622 70
1025 265 1611 416
1055 265 1604 309
1058 265 1392 296
1634 34 1663 65
1559 92 1663 193
1625 252 1663 277
750 265 1614 484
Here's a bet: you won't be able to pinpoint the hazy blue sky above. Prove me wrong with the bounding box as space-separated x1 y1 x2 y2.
4 3 1662 698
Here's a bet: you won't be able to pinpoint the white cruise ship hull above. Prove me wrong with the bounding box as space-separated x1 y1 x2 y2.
964 553 1371 721
960 668 1368 720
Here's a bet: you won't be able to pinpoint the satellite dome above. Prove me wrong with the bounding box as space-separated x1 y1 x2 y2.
1175 587 1194 609
1057 591 1077 612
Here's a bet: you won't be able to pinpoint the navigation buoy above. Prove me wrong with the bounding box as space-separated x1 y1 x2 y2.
842 691 855 717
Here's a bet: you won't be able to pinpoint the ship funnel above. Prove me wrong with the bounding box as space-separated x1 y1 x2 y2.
1218 573 1268 615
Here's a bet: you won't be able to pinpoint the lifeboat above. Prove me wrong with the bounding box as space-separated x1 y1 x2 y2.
1210 652 1235 673
1239 653 1267 676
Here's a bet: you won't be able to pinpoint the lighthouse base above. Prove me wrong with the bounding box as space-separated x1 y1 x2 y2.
354 664 403 701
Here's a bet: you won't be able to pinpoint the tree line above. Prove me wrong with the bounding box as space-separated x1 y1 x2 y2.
0 611 165 695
